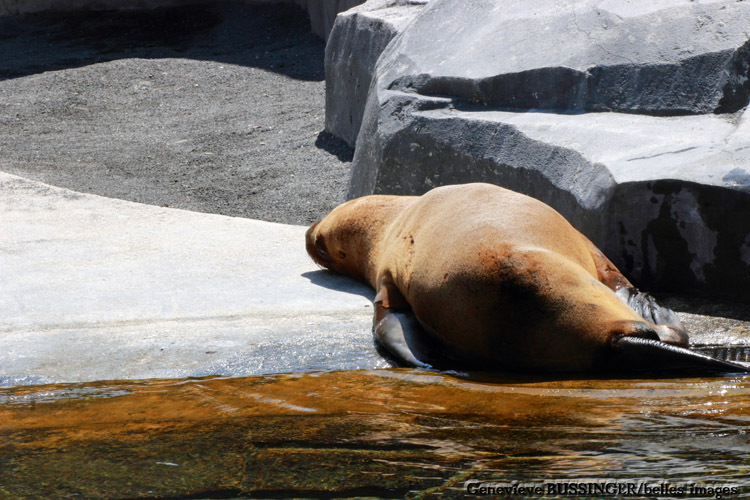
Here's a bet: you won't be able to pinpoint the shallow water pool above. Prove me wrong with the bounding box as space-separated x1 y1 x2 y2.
1 369 749 499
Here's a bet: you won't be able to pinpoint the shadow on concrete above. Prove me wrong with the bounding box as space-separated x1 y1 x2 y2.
0 3 325 81
301 270 375 301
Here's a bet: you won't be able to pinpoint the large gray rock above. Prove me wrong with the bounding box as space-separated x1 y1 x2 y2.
336 0 750 299
302 0 367 40
379 0 750 115
325 0 429 146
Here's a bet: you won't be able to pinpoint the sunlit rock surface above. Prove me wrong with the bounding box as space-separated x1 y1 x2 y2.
330 0 750 298
325 0 429 146
0 173 383 386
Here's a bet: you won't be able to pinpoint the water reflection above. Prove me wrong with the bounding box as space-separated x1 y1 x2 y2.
1 370 749 499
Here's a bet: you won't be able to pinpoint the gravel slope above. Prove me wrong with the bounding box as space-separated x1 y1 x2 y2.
0 3 353 225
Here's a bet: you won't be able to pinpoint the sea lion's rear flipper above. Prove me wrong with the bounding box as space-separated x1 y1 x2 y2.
613 337 750 374
585 238 687 332
374 310 436 369
615 287 684 329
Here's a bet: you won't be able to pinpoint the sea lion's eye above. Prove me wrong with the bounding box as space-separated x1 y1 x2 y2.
338 250 347 259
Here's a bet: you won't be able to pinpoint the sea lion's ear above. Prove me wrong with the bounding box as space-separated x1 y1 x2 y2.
610 337 750 374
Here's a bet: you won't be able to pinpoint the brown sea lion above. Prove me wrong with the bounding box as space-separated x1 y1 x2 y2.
306 183 747 373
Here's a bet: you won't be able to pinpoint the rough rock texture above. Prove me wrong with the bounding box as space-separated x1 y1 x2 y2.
380 0 750 116
331 0 750 299
0 0 366 39
301 0 366 39
325 0 428 146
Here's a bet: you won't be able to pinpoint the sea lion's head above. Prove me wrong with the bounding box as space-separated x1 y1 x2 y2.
306 195 414 285
305 217 355 275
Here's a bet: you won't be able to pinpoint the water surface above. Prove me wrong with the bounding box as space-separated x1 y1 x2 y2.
2 369 749 499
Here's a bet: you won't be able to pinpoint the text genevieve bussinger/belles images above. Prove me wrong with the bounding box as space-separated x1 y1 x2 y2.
464 480 741 499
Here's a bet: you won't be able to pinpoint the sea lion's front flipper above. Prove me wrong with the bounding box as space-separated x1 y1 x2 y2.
374 310 435 369
613 337 750 374
372 278 439 369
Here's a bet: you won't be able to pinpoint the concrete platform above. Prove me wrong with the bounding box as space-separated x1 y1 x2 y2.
0 172 382 386
2 171 748 387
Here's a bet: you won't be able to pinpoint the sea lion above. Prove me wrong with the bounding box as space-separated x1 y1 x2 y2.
306 183 748 373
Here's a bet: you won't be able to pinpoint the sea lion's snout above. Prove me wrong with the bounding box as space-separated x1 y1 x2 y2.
304 222 318 259
305 221 332 268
